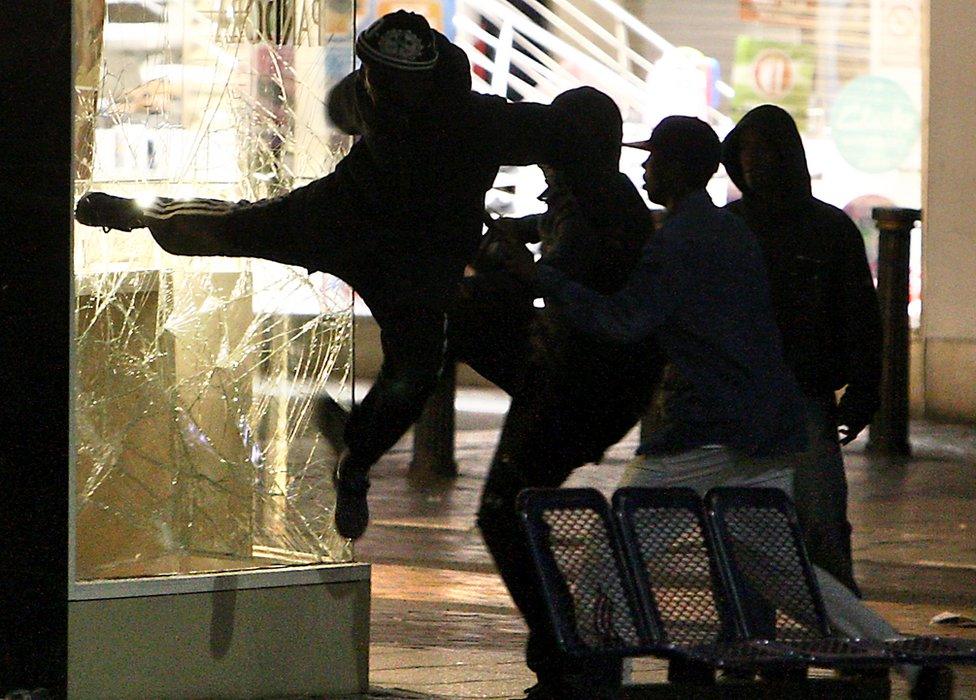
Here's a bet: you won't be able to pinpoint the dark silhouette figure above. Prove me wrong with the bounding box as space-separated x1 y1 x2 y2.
74 11 605 542
722 104 883 596
486 115 806 698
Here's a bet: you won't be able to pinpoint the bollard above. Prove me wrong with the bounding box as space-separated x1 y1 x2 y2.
410 360 459 478
867 207 920 456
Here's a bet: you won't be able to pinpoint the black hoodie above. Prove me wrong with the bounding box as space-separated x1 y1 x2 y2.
722 105 881 419
325 31 592 300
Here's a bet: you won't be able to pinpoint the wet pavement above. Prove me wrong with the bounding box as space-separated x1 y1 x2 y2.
354 396 976 699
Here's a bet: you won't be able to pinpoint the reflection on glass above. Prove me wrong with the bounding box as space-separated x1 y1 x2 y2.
73 0 356 580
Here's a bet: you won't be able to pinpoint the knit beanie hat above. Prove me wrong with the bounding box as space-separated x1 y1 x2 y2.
356 11 439 72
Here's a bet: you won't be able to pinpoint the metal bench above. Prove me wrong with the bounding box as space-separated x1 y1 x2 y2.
705 486 976 668
517 487 813 698
519 486 976 697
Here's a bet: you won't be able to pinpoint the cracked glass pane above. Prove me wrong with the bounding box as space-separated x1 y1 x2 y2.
72 0 356 580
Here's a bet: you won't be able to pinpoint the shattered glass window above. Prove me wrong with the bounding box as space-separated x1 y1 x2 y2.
72 0 357 580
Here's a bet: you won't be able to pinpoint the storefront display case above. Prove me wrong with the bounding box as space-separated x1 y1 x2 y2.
69 1 369 696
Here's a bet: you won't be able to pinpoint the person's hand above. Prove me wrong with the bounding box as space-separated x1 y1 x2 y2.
836 403 873 445
837 390 879 445
75 192 143 232
473 217 533 277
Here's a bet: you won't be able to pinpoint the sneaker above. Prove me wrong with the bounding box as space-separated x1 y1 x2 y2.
314 394 349 455
333 453 370 540
75 192 143 232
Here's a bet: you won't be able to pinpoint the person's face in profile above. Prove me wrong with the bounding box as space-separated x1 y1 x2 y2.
738 128 781 194
642 147 674 206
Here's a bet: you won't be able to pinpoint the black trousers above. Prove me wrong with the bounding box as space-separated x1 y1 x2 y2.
337 272 452 475
475 342 665 686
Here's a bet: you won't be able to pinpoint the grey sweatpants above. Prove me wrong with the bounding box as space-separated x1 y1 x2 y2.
619 447 906 650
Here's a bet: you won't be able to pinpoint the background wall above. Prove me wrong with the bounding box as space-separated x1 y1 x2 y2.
921 1 976 422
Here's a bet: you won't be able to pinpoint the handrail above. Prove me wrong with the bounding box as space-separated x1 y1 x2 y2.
533 0 735 98
514 0 657 77
454 0 735 129
454 7 652 113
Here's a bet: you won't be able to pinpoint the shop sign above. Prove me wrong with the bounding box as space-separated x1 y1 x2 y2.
740 0 818 26
731 37 815 129
214 0 343 46
830 75 919 173
873 0 921 69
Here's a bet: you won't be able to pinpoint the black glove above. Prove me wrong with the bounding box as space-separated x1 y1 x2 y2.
473 218 532 272
836 391 878 445
75 192 144 232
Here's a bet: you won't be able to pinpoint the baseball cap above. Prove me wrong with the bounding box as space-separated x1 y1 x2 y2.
356 11 439 72
625 115 721 185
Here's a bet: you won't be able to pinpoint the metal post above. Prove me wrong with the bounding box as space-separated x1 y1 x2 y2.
410 361 459 478
867 207 920 456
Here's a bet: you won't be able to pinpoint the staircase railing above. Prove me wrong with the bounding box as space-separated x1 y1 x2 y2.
454 0 734 132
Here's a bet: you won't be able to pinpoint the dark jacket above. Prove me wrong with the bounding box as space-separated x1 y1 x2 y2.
323 31 593 298
140 32 590 316
535 190 808 458
530 171 660 377
489 170 665 464
454 170 661 400
722 105 882 420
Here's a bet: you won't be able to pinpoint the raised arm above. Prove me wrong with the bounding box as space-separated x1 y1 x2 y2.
477 97 570 168
530 237 683 344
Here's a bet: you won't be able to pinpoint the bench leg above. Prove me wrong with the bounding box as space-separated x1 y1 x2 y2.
667 657 715 685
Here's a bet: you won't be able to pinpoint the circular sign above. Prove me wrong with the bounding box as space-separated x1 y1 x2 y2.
753 49 795 98
886 2 917 36
830 75 919 174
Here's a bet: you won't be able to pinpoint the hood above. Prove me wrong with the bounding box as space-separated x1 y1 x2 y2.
552 86 623 170
722 104 812 201
431 30 472 100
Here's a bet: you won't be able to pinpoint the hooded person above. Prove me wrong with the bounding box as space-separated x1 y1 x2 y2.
495 113 934 698
447 86 658 393
74 10 604 542
722 104 883 595
458 88 666 700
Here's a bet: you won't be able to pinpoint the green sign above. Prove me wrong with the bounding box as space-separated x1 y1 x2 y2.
830 75 919 174
731 36 815 130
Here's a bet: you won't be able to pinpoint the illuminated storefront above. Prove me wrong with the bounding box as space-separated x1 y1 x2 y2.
68 1 369 695
622 0 924 322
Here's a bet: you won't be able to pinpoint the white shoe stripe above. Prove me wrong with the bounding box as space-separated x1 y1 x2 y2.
147 199 235 219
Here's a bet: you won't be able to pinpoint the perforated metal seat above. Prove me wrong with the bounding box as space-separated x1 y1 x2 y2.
517 486 782 669
611 487 801 670
517 487 652 659
705 487 976 668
